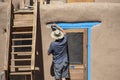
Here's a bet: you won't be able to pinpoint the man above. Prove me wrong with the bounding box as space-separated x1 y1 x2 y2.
48 24 70 80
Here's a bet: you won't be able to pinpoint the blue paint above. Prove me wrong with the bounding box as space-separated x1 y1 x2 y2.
56 22 101 80
56 22 100 29
69 65 75 69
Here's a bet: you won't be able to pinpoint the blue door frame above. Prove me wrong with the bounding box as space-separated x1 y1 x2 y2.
55 22 100 80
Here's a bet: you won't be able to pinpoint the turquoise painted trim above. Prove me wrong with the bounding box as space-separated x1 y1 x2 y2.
56 22 100 80
56 22 100 29
88 28 91 80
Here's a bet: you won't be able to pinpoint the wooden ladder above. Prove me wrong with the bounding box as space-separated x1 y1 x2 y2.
4 0 39 80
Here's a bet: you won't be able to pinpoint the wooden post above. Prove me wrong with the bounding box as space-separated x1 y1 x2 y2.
31 0 38 70
4 0 12 73
4 0 12 80
20 0 25 9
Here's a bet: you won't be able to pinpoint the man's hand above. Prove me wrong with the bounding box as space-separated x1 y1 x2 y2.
51 24 57 31
51 24 58 28
51 24 66 34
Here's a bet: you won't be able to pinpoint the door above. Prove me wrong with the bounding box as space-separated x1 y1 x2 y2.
65 29 88 80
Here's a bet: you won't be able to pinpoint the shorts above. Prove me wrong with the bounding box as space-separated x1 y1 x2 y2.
54 61 70 79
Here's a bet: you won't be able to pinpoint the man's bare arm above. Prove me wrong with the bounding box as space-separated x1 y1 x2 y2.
51 24 66 34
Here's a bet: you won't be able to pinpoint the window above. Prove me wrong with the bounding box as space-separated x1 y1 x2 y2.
67 32 83 64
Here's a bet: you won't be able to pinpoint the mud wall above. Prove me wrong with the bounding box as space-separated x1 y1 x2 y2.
95 0 120 3
1 0 120 3
0 2 120 80
0 2 7 72
40 3 120 80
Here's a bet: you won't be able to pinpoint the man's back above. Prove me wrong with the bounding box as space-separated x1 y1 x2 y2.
48 35 68 64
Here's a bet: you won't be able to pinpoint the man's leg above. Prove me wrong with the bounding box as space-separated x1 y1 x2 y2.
61 62 70 80
54 63 63 80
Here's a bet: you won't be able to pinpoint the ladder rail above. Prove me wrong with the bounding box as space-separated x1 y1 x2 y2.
31 0 38 70
4 0 12 80
20 0 25 9
4 0 39 80
4 0 12 71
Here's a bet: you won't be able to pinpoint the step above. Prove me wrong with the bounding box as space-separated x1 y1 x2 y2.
11 52 32 55
10 66 31 68
14 14 33 20
12 31 32 34
10 65 31 71
13 25 33 28
14 20 33 26
12 44 32 47
10 66 39 71
11 59 31 61
14 9 33 14
10 72 32 75
12 38 32 41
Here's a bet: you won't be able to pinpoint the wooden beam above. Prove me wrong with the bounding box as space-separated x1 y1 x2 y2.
4 0 12 71
4 0 12 80
20 0 25 9
31 0 38 70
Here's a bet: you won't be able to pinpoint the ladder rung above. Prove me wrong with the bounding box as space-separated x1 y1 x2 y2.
11 59 31 61
10 66 39 71
12 45 32 48
13 25 33 28
10 66 31 68
10 72 32 75
14 9 33 14
15 54 32 56
35 67 40 71
12 38 32 41
14 20 33 26
11 52 32 54
12 31 32 34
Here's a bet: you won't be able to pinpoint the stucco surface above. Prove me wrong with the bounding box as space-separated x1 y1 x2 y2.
0 2 120 80
40 3 120 80
95 0 120 3
0 2 7 72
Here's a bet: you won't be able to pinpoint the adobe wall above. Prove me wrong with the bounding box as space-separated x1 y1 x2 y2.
0 0 120 3
0 2 120 80
95 0 120 3
40 3 120 80
0 2 7 72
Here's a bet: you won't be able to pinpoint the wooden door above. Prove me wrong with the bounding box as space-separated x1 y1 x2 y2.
65 29 88 80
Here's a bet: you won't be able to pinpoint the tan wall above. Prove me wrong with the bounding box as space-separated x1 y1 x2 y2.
1 0 120 3
40 3 120 80
0 2 7 72
0 0 6 2
0 2 120 80
46 0 120 3
95 0 120 3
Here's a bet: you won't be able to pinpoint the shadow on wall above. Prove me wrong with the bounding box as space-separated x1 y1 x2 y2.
0 0 6 2
35 2 44 80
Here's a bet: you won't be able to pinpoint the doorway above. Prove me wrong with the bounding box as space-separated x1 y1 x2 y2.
65 29 88 80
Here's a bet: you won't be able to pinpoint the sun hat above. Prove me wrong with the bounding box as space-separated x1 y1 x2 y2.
51 29 64 40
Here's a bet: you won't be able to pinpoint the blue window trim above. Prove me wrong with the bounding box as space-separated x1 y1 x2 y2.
55 22 101 80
